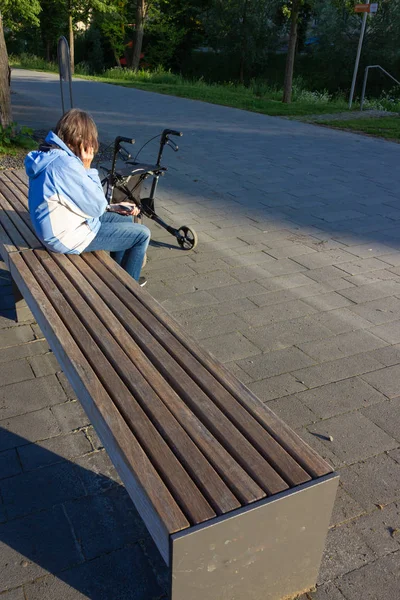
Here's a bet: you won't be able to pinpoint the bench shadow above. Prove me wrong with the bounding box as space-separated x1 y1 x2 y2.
0 427 169 599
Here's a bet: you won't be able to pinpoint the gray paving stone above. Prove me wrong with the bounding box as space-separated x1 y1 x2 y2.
330 485 365 527
161 290 218 312
306 265 349 283
301 291 353 311
361 365 400 398
307 582 347 600
51 401 90 433
362 398 400 442
292 249 355 270
0 588 25 599
0 340 49 365
263 243 316 260
338 552 400 600
336 257 389 276
0 505 83 591
343 270 400 286
173 297 256 325
368 320 400 344
185 313 247 340
307 412 397 464
85 425 104 450
30 323 44 339
349 297 400 325
379 252 400 267
339 454 400 511
293 354 384 389
238 347 316 380
265 394 316 429
0 359 34 388
74 450 121 495
239 299 317 328
56 372 76 400
0 448 21 480
338 280 400 304
201 331 261 363
318 521 375 583
258 272 317 291
0 461 86 520
298 330 387 363
296 377 386 419
27 352 61 377
367 343 400 367
312 307 374 335
23 544 165 600
17 431 92 471
208 280 272 302
243 316 333 352
0 326 35 349
353 502 400 557
64 486 148 560
344 242 397 259
0 409 61 452
0 376 67 421
261 257 308 277
248 373 308 402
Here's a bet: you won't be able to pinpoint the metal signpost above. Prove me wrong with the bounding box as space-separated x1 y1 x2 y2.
348 1 378 109
57 36 73 115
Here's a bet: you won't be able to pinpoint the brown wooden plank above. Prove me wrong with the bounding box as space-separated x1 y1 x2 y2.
95 252 332 479
37 250 240 516
82 252 291 496
87 252 310 489
26 250 215 525
9 251 189 563
0 202 30 252
63 252 263 507
11 169 29 188
0 176 40 239
0 189 40 250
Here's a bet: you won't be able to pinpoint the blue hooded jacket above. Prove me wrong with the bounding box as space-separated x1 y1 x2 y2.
25 131 107 254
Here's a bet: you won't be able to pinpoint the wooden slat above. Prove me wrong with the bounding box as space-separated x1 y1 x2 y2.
83 252 291 496
87 252 310 488
96 252 333 480
66 252 265 506
9 251 189 563
12 169 29 189
0 189 40 250
0 199 30 252
24 249 215 526
37 250 240 516
0 176 40 240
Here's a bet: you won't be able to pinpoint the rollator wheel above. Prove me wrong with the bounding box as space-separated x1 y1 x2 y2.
177 226 198 250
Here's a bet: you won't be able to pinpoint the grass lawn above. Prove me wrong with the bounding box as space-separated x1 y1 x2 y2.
319 116 400 142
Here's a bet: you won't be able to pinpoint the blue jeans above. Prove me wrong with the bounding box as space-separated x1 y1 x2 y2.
83 212 150 281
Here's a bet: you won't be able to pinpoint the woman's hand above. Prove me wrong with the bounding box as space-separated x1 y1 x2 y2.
107 202 141 216
80 144 95 169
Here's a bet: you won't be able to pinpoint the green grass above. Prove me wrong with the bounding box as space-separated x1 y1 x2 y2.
9 54 353 117
319 116 400 142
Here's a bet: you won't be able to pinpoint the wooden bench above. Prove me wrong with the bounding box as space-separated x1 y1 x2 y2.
0 170 338 600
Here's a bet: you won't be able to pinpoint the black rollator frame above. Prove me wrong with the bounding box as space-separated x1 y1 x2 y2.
100 130 198 251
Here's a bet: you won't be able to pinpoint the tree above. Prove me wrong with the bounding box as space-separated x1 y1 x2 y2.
282 0 301 103
0 0 41 127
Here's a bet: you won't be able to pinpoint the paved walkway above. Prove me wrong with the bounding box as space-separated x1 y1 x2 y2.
1 69 400 599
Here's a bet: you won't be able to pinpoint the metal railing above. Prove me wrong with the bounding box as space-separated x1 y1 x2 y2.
360 65 400 111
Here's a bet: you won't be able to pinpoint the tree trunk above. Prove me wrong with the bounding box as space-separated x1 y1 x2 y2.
69 13 75 75
239 0 248 84
0 13 12 128
282 0 301 104
131 0 145 71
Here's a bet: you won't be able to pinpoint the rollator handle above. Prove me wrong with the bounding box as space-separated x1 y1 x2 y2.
163 129 183 138
115 136 135 145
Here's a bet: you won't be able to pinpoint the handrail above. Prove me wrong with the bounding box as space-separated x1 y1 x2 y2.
360 65 400 111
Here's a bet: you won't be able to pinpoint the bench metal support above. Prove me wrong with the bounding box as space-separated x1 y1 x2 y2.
171 474 338 600
360 65 400 111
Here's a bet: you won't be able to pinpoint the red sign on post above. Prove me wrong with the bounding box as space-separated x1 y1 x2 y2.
354 3 378 12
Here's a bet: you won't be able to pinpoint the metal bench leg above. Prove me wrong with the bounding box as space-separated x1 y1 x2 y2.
11 277 33 322
170 474 338 600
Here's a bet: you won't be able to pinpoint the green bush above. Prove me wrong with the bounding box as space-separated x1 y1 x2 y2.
0 123 37 155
